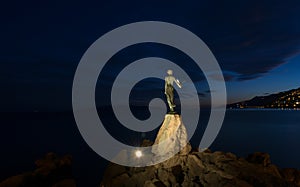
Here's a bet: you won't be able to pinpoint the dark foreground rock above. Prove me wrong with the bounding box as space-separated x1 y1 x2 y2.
101 149 300 187
0 153 76 187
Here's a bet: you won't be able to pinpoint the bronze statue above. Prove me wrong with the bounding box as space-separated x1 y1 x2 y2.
165 70 182 112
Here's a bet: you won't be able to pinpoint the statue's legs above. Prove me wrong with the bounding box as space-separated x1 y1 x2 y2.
166 85 175 111
167 96 174 111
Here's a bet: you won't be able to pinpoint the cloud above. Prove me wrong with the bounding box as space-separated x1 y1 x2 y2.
182 0 300 81
3 0 300 111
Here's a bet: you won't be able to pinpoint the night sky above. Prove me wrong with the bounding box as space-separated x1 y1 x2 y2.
2 0 300 112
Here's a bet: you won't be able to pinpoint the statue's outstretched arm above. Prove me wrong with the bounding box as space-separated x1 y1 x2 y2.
175 78 182 88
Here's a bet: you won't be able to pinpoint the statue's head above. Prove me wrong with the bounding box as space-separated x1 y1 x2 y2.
167 69 173 75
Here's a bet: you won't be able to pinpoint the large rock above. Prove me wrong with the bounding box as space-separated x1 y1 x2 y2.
100 149 300 187
246 152 271 166
280 168 300 186
0 153 76 187
151 114 191 162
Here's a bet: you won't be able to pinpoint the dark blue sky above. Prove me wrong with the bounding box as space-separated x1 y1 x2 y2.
2 0 300 111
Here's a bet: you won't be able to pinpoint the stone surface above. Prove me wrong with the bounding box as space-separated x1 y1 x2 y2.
246 152 271 166
280 168 300 186
100 149 300 187
0 153 76 187
151 114 191 162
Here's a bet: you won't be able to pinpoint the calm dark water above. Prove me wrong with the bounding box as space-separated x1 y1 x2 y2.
1 109 300 186
211 109 300 169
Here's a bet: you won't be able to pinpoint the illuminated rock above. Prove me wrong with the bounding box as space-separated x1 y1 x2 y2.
101 150 300 187
151 114 191 162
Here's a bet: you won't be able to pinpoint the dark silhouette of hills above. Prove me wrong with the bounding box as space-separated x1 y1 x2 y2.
228 87 300 109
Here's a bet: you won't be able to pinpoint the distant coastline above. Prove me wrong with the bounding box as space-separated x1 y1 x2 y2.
228 87 300 109
227 108 300 111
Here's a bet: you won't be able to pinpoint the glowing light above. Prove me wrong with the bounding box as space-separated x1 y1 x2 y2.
135 150 142 158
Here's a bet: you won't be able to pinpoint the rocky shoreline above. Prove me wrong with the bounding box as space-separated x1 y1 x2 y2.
0 149 299 187
101 144 300 187
0 153 76 187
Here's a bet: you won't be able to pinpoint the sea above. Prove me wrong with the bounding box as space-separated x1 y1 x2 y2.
1 109 300 186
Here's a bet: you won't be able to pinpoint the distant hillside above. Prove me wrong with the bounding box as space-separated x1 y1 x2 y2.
228 87 300 109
